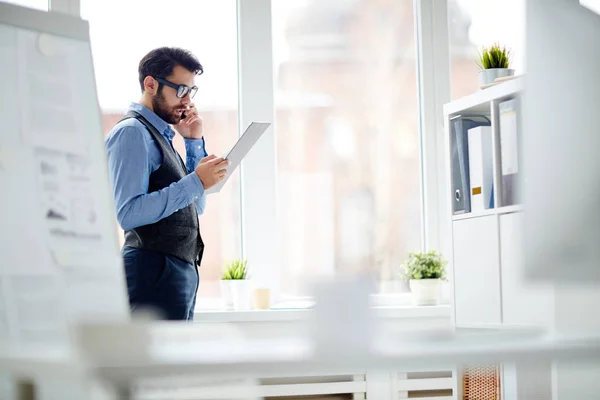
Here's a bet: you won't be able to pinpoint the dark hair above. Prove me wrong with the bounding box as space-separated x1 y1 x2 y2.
138 47 203 92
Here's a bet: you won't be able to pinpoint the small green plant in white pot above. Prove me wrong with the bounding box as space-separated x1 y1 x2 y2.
400 250 447 306
221 259 251 311
476 43 514 85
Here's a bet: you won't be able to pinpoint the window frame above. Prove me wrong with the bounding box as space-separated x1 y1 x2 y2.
49 0 79 14
236 0 280 300
69 0 453 308
413 0 452 256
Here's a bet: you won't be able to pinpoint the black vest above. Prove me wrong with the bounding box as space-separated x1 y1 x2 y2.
119 111 204 266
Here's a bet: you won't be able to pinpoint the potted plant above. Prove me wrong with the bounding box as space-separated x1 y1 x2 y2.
400 250 447 306
220 259 251 311
476 43 514 86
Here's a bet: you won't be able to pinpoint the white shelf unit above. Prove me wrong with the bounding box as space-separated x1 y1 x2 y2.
442 78 553 328
443 79 554 400
451 204 523 222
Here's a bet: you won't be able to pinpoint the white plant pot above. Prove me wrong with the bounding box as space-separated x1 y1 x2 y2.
220 280 234 310
409 279 441 306
230 280 252 311
479 68 515 85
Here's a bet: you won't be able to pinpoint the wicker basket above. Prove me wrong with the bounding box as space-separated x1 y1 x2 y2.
463 365 501 400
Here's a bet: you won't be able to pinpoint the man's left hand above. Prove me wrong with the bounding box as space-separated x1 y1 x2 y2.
174 104 203 139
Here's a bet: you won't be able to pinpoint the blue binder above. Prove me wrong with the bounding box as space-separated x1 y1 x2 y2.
450 117 491 214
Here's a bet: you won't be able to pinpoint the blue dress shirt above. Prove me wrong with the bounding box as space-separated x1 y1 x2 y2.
105 103 208 232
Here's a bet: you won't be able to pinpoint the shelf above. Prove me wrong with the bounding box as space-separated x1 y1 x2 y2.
452 205 523 221
443 78 524 117
497 204 524 214
452 209 496 221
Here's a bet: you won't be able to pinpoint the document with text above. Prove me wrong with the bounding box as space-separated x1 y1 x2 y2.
205 122 271 194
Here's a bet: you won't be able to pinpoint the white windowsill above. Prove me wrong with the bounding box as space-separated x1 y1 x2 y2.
194 304 451 323
194 286 452 323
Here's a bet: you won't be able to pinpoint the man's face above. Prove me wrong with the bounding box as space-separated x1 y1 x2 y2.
152 65 196 125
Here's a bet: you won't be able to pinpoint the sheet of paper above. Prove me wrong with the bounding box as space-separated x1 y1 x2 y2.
16 28 107 157
32 146 129 321
34 148 109 253
205 122 271 194
0 144 55 275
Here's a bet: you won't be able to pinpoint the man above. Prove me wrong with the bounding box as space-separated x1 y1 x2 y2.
105 47 228 321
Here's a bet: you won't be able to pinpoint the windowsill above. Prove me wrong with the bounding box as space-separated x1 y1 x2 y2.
194 288 452 323
194 304 451 323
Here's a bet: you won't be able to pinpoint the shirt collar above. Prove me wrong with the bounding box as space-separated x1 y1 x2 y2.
129 102 175 141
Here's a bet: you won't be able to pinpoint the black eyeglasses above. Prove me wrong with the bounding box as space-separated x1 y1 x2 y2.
155 77 198 99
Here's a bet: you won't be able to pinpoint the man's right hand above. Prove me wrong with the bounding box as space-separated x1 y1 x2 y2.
195 155 229 189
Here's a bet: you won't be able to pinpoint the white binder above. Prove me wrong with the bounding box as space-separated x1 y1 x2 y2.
468 126 494 212
499 98 520 206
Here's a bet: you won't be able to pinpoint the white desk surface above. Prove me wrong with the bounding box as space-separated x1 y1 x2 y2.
2 325 600 388
73 325 600 385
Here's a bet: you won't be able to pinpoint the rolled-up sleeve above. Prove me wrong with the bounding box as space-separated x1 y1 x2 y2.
184 137 208 215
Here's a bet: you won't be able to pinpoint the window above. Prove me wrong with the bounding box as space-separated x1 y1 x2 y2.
81 0 241 299
4 0 48 11
581 0 600 14
272 0 422 296
448 0 525 99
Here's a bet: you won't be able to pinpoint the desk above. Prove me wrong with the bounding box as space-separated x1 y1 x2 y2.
74 319 600 400
3 311 600 400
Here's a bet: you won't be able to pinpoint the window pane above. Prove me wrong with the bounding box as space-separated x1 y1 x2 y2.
273 0 422 296
81 0 240 299
4 0 47 11
449 0 525 99
581 0 600 15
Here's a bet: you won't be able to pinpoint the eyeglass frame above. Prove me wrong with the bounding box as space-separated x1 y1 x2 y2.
155 77 198 99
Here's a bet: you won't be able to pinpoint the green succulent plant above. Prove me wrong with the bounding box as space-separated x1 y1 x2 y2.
476 43 512 70
221 259 248 280
400 250 447 281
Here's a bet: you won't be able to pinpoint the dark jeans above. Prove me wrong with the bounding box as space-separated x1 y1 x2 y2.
122 246 199 321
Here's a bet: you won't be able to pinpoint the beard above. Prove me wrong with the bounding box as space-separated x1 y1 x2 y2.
152 90 182 125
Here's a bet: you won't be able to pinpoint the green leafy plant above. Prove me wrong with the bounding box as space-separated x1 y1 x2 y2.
221 259 248 280
400 250 447 281
476 43 511 70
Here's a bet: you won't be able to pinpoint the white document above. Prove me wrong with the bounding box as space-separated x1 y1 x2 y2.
0 144 55 275
17 30 88 155
205 122 271 194
468 126 494 212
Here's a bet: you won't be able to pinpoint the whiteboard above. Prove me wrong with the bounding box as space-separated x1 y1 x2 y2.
0 2 130 359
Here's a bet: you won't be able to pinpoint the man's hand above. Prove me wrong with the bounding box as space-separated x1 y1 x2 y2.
195 155 229 189
174 104 203 139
